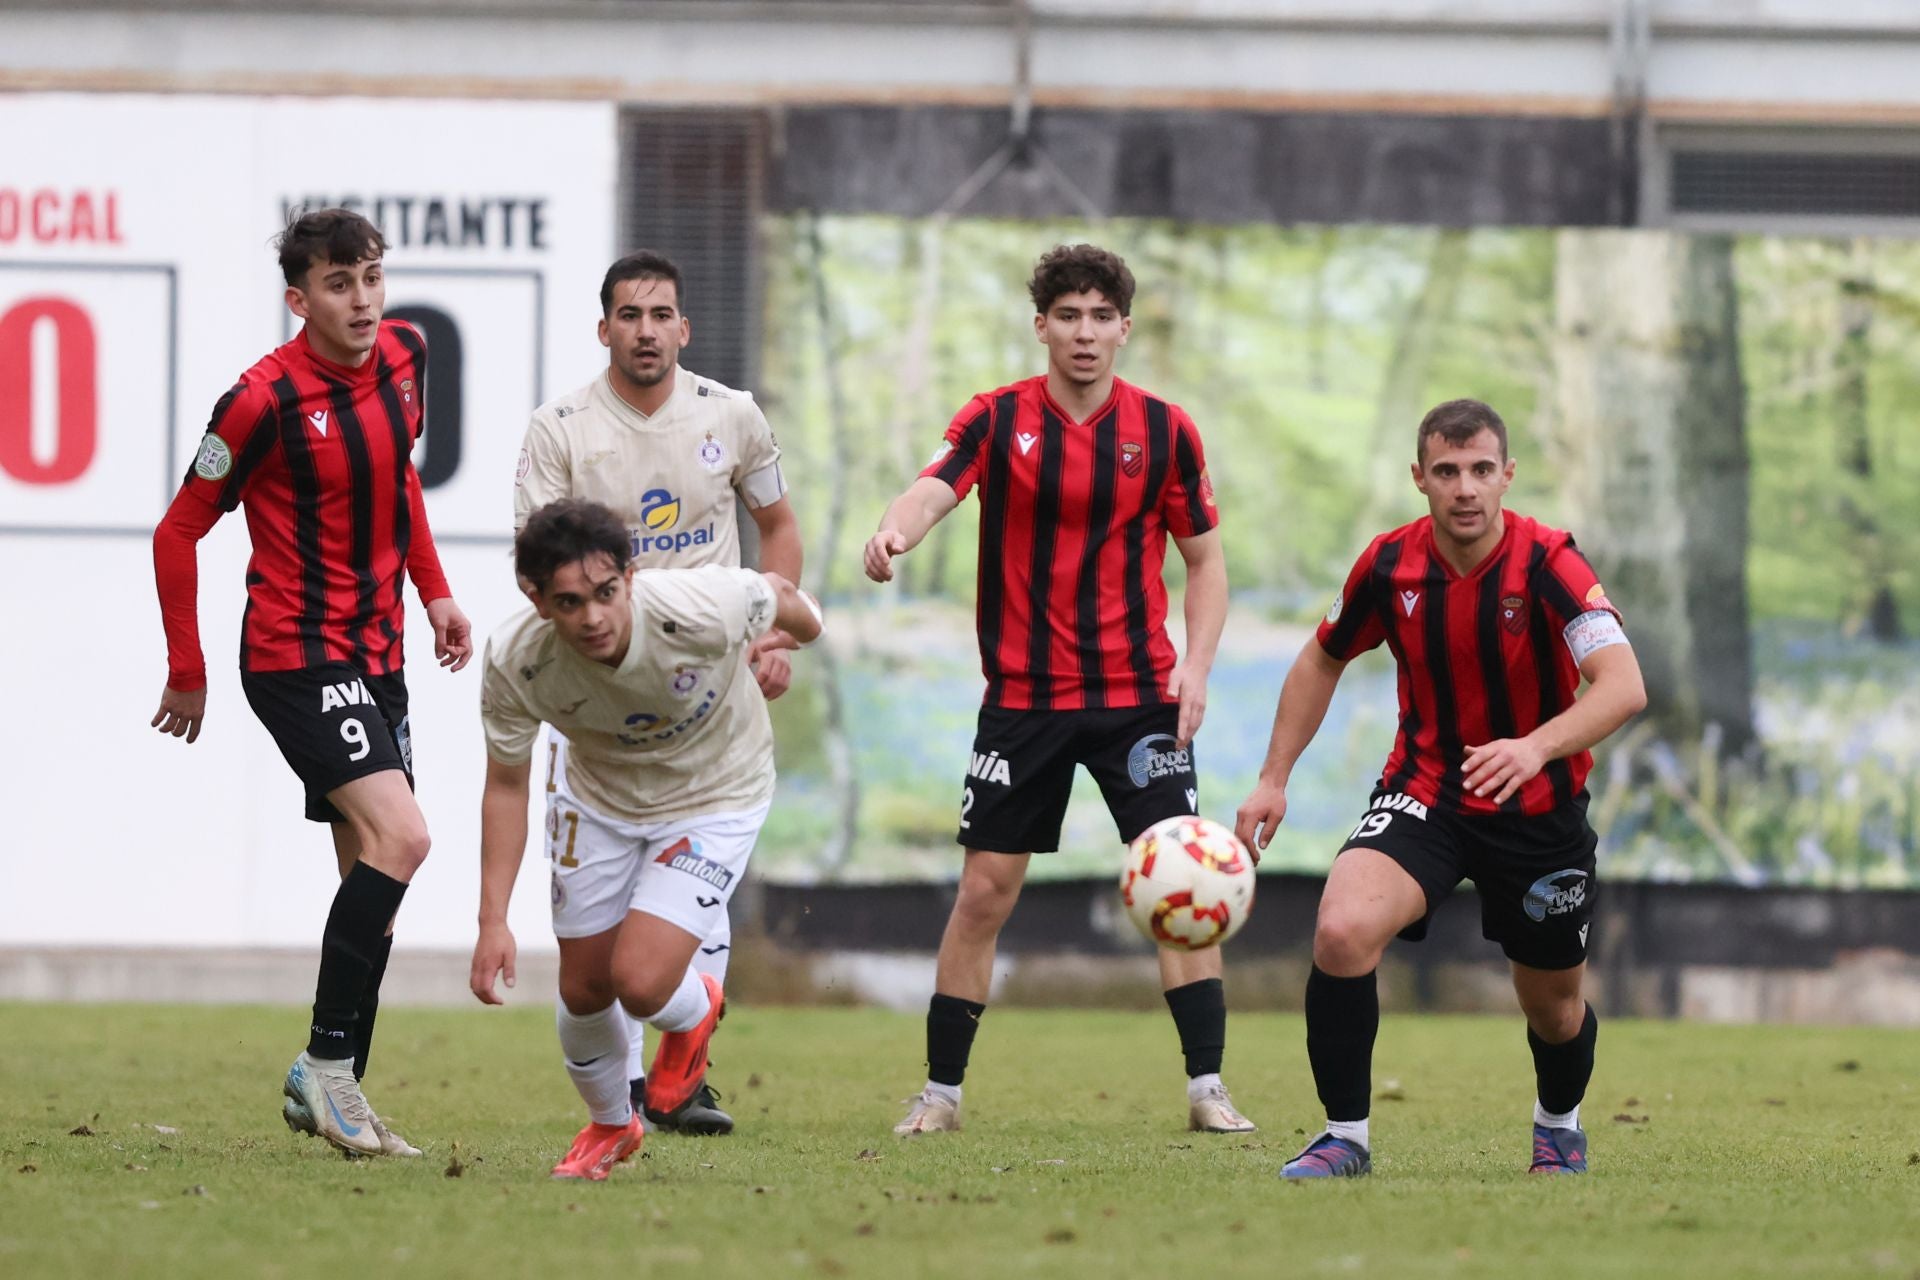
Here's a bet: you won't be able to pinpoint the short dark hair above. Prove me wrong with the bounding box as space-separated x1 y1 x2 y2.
276 208 387 287
1417 399 1508 463
600 251 684 316
1028 243 1135 317
515 499 632 592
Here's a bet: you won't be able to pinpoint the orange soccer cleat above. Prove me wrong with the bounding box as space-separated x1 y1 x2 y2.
550 1115 644 1181
645 974 726 1116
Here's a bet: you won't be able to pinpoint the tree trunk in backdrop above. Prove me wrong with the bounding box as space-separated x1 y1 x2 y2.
1551 229 1755 757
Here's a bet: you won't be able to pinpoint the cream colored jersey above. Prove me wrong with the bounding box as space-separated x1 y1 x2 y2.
480 566 778 825
514 368 785 568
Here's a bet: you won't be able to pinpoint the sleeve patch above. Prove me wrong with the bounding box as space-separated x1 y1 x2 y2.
1326 590 1343 624
928 440 954 466
1563 609 1628 666
193 433 233 480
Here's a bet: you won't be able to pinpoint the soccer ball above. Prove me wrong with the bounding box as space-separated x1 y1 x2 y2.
1119 815 1255 950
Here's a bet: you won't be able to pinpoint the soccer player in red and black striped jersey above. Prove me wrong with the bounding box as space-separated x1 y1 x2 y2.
863 244 1252 1137
1234 399 1647 1179
148 208 473 1159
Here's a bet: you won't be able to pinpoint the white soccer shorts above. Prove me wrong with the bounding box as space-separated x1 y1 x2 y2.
543 764 767 941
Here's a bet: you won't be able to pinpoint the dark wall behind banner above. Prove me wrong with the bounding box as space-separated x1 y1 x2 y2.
767 107 1626 228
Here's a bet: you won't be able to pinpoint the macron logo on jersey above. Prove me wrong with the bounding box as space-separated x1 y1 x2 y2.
1016 431 1039 456
308 410 329 436
319 678 373 712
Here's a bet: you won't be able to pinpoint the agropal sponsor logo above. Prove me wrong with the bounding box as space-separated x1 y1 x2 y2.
655 836 734 891
1127 734 1191 789
628 487 715 556
1523 869 1589 923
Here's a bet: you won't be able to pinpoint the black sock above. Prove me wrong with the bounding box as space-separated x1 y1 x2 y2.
1163 977 1226 1078
1305 965 1378 1123
1529 1003 1598 1117
308 863 408 1062
352 932 395 1081
926 993 986 1087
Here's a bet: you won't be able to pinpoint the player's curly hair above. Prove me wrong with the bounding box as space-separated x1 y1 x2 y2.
275 208 388 288
1417 399 1509 463
515 499 632 592
1027 243 1135 316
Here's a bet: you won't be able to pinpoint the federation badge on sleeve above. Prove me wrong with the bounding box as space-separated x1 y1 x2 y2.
1326 590 1344 624
1198 468 1216 507
928 440 954 467
193 433 233 481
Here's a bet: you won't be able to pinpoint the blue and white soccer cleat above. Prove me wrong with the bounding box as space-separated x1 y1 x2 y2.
284 1094 422 1157
282 1053 383 1157
1527 1124 1588 1174
1280 1132 1372 1179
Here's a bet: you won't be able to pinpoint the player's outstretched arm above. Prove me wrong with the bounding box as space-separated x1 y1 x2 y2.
1234 638 1349 858
150 485 226 744
747 497 805 699
1168 528 1228 747
864 476 959 583
1464 641 1647 804
470 755 532 1005
759 572 824 647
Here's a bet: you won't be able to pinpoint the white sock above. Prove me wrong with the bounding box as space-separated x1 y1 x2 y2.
556 1003 633 1126
646 968 712 1033
1534 1100 1581 1130
1326 1117 1370 1151
922 1080 961 1105
1186 1072 1223 1103
692 916 732 984
623 1007 648 1082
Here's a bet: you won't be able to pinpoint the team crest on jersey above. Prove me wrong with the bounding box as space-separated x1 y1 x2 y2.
698 431 726 470
1501 594 1526 634
670 666 703 697
193 433 233 480
1120 441 1143 477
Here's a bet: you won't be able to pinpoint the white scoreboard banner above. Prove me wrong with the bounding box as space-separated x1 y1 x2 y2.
0 94 619 955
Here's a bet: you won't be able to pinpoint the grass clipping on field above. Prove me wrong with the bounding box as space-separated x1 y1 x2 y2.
0 1003 1916 1279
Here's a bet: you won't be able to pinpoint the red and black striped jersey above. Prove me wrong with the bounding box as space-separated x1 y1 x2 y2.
1316 512 1624 818
153 321 450 689
920 375 1218 711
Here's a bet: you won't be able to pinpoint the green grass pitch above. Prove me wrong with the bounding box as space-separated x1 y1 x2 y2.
2 1002 1915 1278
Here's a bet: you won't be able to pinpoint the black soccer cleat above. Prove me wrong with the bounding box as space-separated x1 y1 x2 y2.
645 1076 734 1136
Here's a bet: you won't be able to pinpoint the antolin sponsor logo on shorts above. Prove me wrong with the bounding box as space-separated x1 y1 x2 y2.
1370 792 1429 821
629 487 715 556
1523 869 1588 923
1127 734 1191 789
968 750 1012 786
655 836 734 891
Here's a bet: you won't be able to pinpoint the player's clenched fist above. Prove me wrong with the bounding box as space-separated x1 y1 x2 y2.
864 530 909 582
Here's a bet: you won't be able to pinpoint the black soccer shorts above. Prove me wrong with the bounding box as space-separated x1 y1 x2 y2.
956 703 1198 854
241 663 413 824
1339 785 1598 970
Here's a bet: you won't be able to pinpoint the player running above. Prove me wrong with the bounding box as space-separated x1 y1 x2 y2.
468 499 821 1180
1234 398 1646 1179
150 207 473 1158
513 251 804 1134
864 243 1252 1137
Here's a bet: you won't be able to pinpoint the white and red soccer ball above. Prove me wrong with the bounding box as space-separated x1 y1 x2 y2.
1119 815 1255 950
